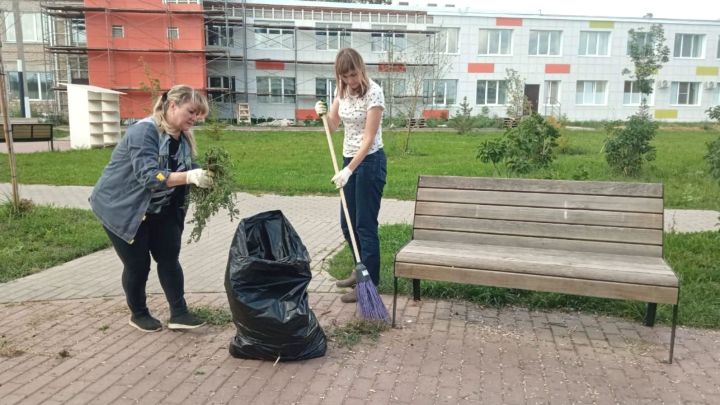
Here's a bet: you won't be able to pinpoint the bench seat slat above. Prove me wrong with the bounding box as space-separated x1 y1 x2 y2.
419 175 664 198
415 201 663 229
414 215 663 245
418 188 662 213
396 240 677 287
414 229 662 257
395 263 679 304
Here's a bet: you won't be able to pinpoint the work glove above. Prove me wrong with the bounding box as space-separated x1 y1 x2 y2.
315 100 328 117
185 169 214 188
331 167 352 189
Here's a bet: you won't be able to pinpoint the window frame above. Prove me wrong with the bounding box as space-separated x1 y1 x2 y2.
7 71 53 100
670 81 701 105
167 26 179 40
575 80 608 105
578 31 611 56
544 80 561 105
475 80 507 105
315 23 352 51
4 12 45 43
254 25 295 50
529 30 562 56
371 27 407 53
478 29 512 56
257 76 296 104
673 33 704 58
422 79 457 106
111 25 124 38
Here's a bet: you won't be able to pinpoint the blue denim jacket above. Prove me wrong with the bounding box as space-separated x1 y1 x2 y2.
89 117 194 243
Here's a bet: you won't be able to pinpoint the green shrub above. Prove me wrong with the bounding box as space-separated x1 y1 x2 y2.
604 105 657 176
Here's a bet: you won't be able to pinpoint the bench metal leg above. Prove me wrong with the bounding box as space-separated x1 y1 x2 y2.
412 279 421 301
669 304 678 364
645 303 657 327
392 276 398 328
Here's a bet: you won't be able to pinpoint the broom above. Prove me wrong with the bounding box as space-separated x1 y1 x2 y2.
321 113 390 324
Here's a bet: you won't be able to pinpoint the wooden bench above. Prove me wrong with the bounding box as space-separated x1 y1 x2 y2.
0 123 54 151
392 175 680 363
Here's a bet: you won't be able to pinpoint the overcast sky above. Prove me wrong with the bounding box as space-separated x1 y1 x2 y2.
397 0 720 21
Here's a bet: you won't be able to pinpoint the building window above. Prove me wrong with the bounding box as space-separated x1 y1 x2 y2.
476 80 507 105
529 30 561 56
544 81 561 105
111 25 124 38
70 18 86 46
375 78 406 98
254 25 294 50
422 79 457 105
167 27 179 39
208 76 235 103
206 24 234 47
579 31 610 56
69 56 89 84
316 78 337 104
671 82 700 105
371 27 406 52
623 81 643 105
315 24 351 50
626 31 653 56
257 77 295 104
478 29 512 55
431 28 459 54
3 12 45 43
575 81 607 105
673 34 704 58
8 72 53 100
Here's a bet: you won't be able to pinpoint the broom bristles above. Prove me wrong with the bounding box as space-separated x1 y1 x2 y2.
354 264 389 323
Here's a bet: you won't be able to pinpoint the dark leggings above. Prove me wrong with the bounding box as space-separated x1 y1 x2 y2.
104 211 188 318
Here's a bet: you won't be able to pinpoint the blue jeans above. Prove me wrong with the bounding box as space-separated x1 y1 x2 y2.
340 149 387 286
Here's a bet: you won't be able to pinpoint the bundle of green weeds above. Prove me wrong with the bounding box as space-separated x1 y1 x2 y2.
186 146 239 242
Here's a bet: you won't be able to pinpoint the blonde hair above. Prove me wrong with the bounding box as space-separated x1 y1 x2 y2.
335 48 370 99
152 84 209 156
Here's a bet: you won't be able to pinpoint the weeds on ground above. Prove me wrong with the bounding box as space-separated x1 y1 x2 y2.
0 337 24 358
328 319 389 349
190 305 233 326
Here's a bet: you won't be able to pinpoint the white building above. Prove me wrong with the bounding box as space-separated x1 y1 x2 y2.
208 0 720 123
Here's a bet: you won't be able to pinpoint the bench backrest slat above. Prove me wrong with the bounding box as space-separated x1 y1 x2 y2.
414 176 664 257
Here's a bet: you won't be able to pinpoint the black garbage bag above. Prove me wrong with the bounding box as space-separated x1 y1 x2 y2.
225 210 326 361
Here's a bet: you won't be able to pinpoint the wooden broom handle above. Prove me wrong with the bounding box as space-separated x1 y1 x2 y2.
322 115 361 263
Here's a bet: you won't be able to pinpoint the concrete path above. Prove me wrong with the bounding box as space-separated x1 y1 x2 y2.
1 182 720 404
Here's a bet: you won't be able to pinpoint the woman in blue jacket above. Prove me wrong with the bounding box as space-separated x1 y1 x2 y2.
90 84 213 332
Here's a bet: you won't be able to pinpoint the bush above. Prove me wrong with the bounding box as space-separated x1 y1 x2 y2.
604 106 657 176
476 113 560 176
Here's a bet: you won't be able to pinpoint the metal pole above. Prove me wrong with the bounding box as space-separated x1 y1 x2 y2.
0 42 22 208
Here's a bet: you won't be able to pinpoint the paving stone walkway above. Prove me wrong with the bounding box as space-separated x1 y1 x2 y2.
1 182 719 404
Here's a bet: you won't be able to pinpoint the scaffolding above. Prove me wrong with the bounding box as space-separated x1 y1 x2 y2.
40 0 444 122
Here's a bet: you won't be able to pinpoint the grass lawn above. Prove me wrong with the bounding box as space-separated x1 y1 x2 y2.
0 202 110 283
2 127 720 208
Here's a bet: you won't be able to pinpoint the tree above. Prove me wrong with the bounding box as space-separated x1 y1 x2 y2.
449 96 474 134
386 30 452 153
622 24 670 106
504 68 531 121
605 24 669 176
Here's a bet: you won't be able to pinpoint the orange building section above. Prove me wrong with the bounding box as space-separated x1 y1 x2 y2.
379 63 406 72
496 17 523 26
255 61 286 70
468 63 494 73
296 109 318 121
545 64 571 74
84 0 207 119
423 109 449 119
